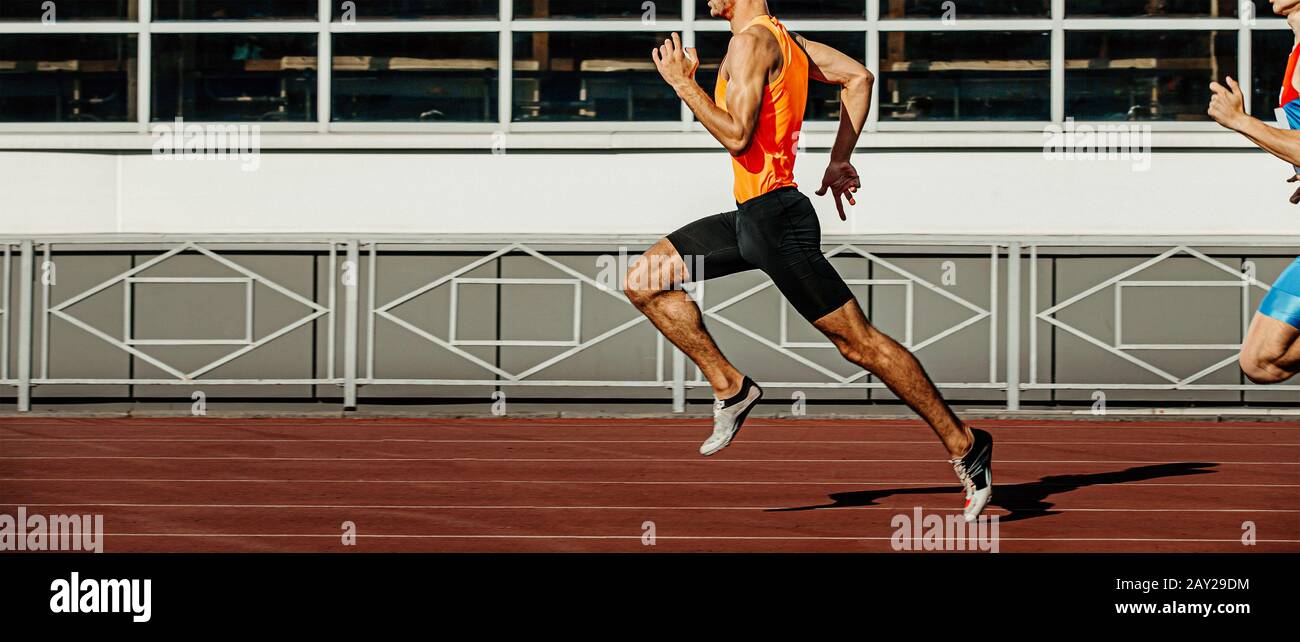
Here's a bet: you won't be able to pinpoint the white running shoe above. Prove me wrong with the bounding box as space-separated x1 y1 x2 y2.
950 427 994 522
699 376 763 456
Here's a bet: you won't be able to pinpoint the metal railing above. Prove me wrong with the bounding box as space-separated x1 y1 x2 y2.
2 234 1297 411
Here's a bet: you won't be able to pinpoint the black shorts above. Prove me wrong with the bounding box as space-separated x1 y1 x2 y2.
665 186 853 323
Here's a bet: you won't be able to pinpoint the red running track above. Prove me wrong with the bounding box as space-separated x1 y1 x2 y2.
1 417 1298 553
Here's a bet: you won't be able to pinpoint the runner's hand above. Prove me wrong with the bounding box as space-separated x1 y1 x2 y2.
816 160 860 221
1208 77 1248 131
651 33 699 91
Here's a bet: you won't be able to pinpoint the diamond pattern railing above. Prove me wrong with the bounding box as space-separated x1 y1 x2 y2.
2 236 1297 411
1027 244 1297 393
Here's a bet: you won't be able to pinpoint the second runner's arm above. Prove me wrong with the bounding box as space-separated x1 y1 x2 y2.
1210 76 1300 167
1209 76 1300 203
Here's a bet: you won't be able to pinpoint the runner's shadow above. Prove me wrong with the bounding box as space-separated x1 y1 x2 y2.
766 462 1219 523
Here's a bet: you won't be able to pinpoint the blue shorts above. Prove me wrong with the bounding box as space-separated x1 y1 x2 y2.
1260 257 1300 329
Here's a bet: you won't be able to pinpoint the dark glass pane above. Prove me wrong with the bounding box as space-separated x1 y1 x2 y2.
1253 30 1296 120
879 0 1048 18
332 33 498 122
512 32 679 121
153 1 316 20
879 31 1050 121
1066 1 1237 16
696 0 866 19
1250 0 1287 19
0 1 131 20
696 30 865 121
516 0 681 19
331 1 497 20
153 34 317 121
0 34 137 122
1065 31 1237 120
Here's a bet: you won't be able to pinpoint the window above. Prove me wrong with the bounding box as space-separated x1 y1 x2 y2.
331 1 497 20
518 1 682 19
0 34 137 122
333 32 498 122
880 31 1052 121
879 1 1049 18
0 1 132 20
512 32 679 121
152 1 316 20
1252 29 1294 121
0 1 1291 132
152 34 317 121
1065 31 1236 120
1065 1 1238 17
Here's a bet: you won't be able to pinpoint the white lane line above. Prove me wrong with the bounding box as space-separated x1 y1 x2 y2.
2 477 1296 488
3 456 1296 464
4 502 1297 513
93 533 1300 543
3 422 1298 430
1 438 1295 446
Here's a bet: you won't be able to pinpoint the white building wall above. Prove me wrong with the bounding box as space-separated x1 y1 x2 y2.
2 148 1297 237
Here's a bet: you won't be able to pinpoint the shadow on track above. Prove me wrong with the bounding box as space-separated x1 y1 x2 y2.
766 462 1219 522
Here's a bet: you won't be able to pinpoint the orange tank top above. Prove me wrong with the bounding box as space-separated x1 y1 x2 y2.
1282 39 1300 106
714 15 808 204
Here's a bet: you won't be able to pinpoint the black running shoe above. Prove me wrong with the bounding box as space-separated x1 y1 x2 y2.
950 427 993 522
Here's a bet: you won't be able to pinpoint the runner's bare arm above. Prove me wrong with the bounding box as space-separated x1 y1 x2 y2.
797 34 873 165
652 31 775 156
796 33 874 219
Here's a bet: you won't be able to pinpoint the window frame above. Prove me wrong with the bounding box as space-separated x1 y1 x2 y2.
0 0 1284 145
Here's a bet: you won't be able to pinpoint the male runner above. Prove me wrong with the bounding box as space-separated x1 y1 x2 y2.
1207 0 1300 385
628 0 992 521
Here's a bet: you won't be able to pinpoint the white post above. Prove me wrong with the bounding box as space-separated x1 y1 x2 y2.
17 241 33 412
343 240 359 409
1006 242 1022 411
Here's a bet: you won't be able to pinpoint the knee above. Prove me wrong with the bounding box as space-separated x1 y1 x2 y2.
1240 353 1290 385
832 336 888 370
624 247 688 308
623 262 665 308
623 271 655 308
